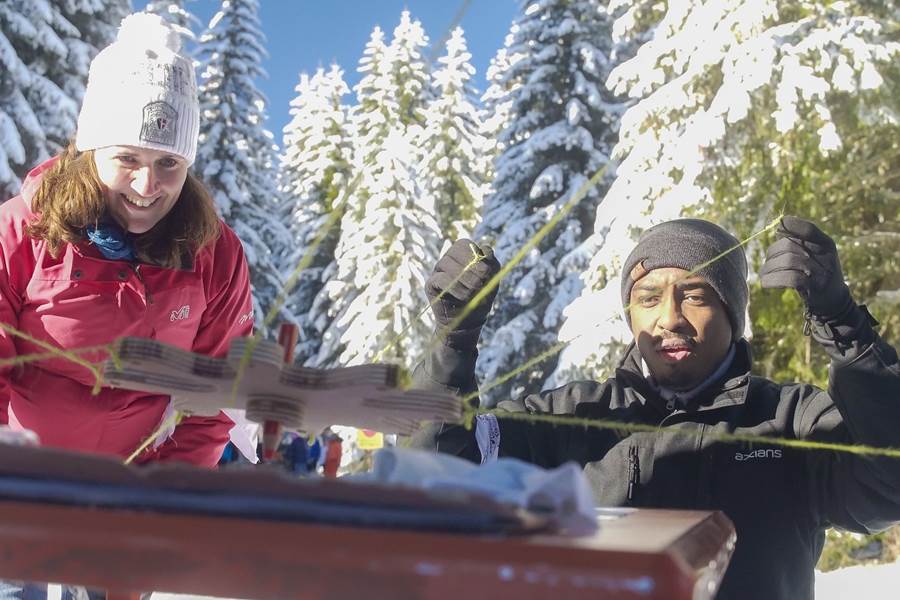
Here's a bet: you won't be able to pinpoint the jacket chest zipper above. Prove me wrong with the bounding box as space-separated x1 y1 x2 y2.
626 445 641 506
660 407 683 426
131 264 153 305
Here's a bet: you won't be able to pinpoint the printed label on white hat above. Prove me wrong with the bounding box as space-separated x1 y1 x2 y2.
162 64 192 94
140 100 178 146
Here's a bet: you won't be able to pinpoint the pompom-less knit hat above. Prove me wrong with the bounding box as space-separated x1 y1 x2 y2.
75 13 199 164
620 219 749 341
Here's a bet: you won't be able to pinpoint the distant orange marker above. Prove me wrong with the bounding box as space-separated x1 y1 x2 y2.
323 435 342 478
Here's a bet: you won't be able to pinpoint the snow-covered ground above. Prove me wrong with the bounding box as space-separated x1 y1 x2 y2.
815 561 900 600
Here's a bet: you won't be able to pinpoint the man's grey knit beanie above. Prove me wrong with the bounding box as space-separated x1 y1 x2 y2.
620 219 749 340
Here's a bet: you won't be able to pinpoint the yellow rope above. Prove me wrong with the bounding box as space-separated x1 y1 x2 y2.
427 164 611 356
0 92 885 467
0 323 111 394
463 340 570 404
0 343 115 369
374 243 485 364
123 410 184 465
460 212 787 405
229 172 363 402
468 409 900 460
437 207 900 463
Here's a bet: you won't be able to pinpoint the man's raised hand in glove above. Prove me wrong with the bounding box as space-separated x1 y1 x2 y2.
426 239 502 347
759 216 854 320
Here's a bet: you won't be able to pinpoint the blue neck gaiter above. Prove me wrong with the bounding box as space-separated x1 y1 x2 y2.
86 217 135 261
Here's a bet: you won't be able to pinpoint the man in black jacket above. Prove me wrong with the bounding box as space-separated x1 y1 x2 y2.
412 217 900 600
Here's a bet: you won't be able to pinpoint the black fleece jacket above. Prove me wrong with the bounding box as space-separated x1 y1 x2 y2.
410 305 900 600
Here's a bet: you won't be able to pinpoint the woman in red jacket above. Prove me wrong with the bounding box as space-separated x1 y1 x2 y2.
0 12 254 469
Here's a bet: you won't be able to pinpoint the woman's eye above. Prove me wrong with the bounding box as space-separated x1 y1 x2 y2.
159 158 178 168
638 296 659 307
116 155 137 164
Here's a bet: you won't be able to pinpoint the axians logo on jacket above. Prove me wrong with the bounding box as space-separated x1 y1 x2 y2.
170 305 190 322
734 448 782 461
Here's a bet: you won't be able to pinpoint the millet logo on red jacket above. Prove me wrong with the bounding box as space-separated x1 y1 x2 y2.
170 305 190 321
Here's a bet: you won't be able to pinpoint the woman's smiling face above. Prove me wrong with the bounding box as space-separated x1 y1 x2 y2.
93 145 188 234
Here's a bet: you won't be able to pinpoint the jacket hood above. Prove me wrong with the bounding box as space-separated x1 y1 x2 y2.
19 157 61 208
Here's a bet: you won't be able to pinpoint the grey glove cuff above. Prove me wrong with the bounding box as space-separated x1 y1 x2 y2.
423 337 479 397
807 283 854 322
804 293 856 331
441 326 483 351
807 302 878 356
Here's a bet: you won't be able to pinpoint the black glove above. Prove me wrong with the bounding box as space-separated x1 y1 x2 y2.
426 239 501 333
759 216 853 319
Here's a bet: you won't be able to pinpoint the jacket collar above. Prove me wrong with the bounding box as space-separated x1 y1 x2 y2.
614 339 753 416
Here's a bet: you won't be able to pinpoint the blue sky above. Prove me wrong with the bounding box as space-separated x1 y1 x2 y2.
143 1 519 144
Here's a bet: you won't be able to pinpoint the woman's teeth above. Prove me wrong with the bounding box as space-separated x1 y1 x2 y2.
123 194 157 208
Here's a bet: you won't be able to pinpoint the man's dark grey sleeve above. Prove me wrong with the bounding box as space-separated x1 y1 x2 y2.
800 304 900 532
411 329 480 397
407 330 611 470
407 330 482 462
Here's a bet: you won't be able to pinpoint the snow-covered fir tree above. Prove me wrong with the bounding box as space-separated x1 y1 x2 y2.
479 26 524 181
144 0 202 49
316 13 442 367
279 64 353 364
418 26 489 241
0 1 49 200
0 0 127 201
311 26 390 367
334 126 440 366
474 0 626 404
195 0 292 335
61 0 128 61
388 10 433 128
56 0 128 113
553 0 899 386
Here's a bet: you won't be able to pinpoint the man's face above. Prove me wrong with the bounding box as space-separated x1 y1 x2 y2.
93 145 188 234
629 267 733 391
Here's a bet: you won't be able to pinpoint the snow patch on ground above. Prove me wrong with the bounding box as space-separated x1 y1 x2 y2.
815 560 900 600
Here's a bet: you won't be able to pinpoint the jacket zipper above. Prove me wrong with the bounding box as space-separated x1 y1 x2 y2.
627 445 641 506
132 264 153 305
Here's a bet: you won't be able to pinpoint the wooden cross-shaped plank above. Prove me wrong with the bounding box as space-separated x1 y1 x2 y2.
103 337 462 435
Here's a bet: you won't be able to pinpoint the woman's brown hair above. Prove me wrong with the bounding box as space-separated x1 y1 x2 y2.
26 143 221 269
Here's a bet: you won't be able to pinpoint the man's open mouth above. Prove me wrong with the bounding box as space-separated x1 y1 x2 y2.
659 348 692 360
657 340 694 361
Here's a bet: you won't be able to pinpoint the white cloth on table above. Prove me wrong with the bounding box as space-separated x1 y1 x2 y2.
362 446 598 536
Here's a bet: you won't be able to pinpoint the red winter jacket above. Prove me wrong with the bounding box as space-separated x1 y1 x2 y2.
0 159 254 467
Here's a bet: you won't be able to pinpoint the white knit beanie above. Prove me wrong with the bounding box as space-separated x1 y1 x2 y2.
75 13 199 164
